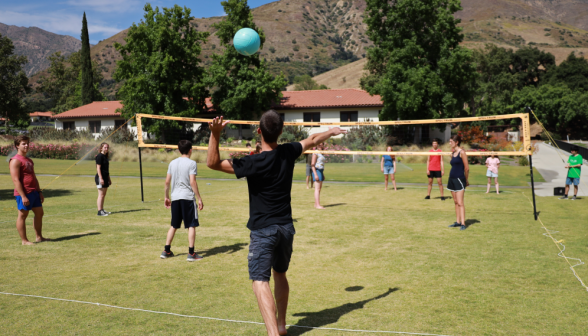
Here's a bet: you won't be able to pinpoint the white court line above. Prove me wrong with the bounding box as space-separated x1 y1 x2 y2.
0 291 450 336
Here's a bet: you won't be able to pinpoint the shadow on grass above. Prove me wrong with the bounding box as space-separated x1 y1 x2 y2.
435 196 451 200
201 243 248 258
0 189 75 200
465 219 481 227
323 203 346 208
111 209 151 214
287 287 399 335
51 232 100 242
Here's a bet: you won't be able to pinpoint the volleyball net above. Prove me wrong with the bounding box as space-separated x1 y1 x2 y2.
135 112 534 157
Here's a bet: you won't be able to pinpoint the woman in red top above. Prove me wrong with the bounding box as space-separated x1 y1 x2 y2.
9 135 50 245
425 139 445 200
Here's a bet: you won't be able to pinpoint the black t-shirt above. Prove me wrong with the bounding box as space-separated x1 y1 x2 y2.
95 153 109 178
233 142 303 231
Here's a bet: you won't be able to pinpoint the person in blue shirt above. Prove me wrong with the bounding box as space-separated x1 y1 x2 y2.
380 146 397 191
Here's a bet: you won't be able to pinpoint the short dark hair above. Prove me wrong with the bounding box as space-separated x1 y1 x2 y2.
450 135 461 146
259 110 283 144
246 143 251 148
178 140 192 155
14 135 30 148
432 138 440 144
571 146 580 152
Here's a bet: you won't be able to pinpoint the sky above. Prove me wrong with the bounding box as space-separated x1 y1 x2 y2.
0 0 276 44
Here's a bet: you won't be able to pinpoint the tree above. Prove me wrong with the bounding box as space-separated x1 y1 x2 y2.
81 12 95 104
468 44 517 117
37 51 104 112
510 84 588 138
114 4 210 141
545 52 588 91
509 47 555 88
361 0 477 120
207 0 288 121
293 75 329 90
0 34 31 132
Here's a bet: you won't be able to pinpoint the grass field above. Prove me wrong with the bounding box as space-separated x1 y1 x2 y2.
0 169 586 335
0 156 545 186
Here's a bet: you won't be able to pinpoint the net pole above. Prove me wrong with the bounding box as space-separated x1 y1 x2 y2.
138 147 144 203
528 154 538 221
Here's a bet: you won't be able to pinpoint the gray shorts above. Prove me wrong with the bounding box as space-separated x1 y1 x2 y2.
306 164 312 176
248 223 295 281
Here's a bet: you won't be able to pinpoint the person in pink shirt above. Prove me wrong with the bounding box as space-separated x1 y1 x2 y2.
485 155 500 194
425 139 445 200
9 135 50 245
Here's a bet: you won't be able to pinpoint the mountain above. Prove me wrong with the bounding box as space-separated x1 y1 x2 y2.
0 23 81 77
26 0 588 97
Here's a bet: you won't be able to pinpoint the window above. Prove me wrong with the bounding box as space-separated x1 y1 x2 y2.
340 111 358 122
279 113 285 121
303 112 320 127
89 120 101 133
63 121 75 130
114 120 126 129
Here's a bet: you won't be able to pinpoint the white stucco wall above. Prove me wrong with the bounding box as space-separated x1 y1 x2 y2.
281 108 381 136
53 118 148 140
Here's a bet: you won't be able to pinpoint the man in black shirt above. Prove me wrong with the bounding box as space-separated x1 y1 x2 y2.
207 110 345 336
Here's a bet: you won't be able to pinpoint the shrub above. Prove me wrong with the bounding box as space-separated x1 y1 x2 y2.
456 125 489 148
98 127 136 144
341 125 386 150
29 128 95 142
0 142 99 160
279 126 309 143
229 152 248 160
518 156 529 166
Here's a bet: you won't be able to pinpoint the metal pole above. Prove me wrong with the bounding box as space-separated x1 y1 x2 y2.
528 154 538 220
138 147 144 203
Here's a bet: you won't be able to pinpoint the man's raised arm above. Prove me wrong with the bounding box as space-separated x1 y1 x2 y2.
206 116 235 174
299 128 347 152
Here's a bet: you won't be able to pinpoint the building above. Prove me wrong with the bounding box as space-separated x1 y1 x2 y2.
52 90 451 143
51 101 138 138
29 111 54 122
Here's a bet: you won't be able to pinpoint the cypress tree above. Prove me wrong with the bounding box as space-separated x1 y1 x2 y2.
81 12 94 105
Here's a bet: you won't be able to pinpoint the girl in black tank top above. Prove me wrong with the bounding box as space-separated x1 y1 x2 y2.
447 136 469 230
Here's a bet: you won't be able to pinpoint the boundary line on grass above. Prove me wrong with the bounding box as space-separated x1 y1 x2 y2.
0 291 450 336
522 192 588 292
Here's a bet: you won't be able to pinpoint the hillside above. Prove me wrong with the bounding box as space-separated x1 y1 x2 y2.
25 0 588 98
0 23 81 77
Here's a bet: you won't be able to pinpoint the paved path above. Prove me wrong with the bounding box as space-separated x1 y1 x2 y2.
531 142 588 197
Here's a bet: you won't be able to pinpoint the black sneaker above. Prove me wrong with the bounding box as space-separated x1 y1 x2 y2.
160 251 174 259
571 196 577 200
103 210 112 214
187 253 203 262
460 225 467 231
448 222 461 227
440 197 445 201
559 196 568 200
424 196 431 200
97 210 109 216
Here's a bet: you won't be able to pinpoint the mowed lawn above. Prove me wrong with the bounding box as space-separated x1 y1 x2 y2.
0 172 586 335
0 156 544 186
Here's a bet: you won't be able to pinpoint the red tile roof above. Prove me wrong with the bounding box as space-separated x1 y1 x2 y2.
30 111 54 117
273 89 383 110
52 101 123 119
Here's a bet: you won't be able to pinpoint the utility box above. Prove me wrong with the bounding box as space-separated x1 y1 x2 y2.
554 187 566 196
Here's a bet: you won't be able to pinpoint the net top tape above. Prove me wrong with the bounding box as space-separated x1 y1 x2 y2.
135 113 533 156
136 113 528 126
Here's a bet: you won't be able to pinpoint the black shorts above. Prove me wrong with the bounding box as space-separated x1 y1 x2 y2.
171 200 199 229
428 171 442 178
447 177 466 192
248 223 295 282
95 174 110 188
